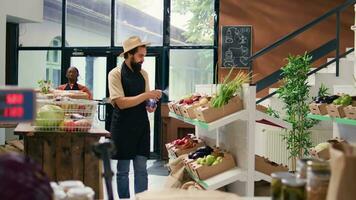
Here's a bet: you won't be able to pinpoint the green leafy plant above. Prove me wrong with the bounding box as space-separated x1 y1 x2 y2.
277 53 317 170
37 80 52 94
211 68 250 108
317 84 329 97
266 106 280 119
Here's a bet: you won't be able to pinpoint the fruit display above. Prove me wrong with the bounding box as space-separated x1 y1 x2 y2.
196 155 223 166
33 98 97 133
189 152 236 180
188 146 214 159
332 94 352 106
312 95 339 104
325 94 354 118
168 94 211 117
166 134 205 158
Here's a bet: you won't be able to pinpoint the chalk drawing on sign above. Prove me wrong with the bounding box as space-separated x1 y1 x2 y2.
223 46 249 67
223 49 234 67
224 28 234 43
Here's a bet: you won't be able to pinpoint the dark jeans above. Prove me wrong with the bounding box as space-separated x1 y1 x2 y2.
116 155 148 198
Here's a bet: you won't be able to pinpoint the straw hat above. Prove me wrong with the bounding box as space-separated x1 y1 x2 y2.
119 36 150 57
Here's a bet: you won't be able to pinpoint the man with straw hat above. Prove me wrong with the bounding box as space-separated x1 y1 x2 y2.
108 36 162 198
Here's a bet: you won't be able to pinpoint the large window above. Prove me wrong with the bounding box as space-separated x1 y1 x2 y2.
17 0 218 96
18 51 62 89
66 0 111 46
171 0 215 46
169 49 214 100
19 0 62 47
115 0 163 46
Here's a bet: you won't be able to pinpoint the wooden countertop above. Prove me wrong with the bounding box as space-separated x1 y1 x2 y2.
0 123 18 128
14 123 111 137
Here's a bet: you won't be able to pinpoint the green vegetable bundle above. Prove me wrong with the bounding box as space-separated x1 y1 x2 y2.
211 69 250 108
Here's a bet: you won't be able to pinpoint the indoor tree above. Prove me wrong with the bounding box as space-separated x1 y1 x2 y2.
277 53 317 171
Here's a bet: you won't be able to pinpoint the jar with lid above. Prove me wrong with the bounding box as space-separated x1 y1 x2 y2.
271 172 295 200
296 158 318 179
281 178 306 200
306 160 330 200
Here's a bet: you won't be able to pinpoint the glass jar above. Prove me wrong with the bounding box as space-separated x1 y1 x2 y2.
271 172 295 200
306 160 330 200
282 178 307 200
296 158 318 180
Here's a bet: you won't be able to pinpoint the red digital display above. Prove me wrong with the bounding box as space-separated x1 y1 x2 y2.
2 107 24 118
6 94 24 105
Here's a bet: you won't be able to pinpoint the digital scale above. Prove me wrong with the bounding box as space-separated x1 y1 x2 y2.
0 88 35 122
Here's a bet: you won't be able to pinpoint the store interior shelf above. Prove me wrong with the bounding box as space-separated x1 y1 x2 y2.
255 111 292 129
186 167 247 190
308 114 356 126
254 171 272 183
169 110 248 131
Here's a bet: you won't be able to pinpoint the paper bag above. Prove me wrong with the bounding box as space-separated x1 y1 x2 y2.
327 143 356 200
164 155 192 188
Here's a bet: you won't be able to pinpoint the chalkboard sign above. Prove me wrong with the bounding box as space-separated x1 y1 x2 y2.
222 25 252 68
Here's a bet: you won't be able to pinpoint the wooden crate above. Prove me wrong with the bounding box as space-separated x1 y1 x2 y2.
326 104 346 118
168 102 176 113
255 155 288 176
309 103 328 115
172 103 184 116
344 105 356 119
188 153 236 180
14 123 109 199
195 96 243 123
180 103 201 119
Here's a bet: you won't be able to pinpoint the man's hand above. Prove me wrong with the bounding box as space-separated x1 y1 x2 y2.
146 105 156 113
145 90 162 101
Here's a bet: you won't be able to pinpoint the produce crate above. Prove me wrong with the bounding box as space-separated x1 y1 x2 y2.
33 98 97 132
309 103 328 115
195 96 243 123
326 104 346 118
168 102 176 113
344 105 356 119
180 103 201 119
165 139 205 159
255 155 288 176
188 153 236 180
172 103 183 116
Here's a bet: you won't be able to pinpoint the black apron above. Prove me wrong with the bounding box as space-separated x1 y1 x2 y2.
64 83 80 90
110 62 150 160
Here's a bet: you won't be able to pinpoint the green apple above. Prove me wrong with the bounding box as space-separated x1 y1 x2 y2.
197 158 203 165
206 155 216 166
212 160 220 166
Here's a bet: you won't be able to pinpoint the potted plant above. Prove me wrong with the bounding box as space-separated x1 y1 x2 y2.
277 53 317 171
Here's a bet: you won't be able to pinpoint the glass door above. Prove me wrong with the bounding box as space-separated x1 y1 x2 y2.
64 50 109 130
63 49 162 157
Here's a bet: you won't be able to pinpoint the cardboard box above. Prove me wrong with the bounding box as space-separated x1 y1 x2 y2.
255 155 288 176
172 141 205 157
309 103 328 115
310 138 348 160
172 103 184 116
326 104 346 118
165 140 205 159
168 102 176 113
344 105 356 119
195 96 243 123
189 153 236 180
180 103 207 119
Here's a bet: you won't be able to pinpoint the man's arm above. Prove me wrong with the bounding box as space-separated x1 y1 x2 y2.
114 93 147 110
114 90 161 110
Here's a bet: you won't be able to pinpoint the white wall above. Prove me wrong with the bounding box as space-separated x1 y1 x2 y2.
0 0 43 85
0 0 43 145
